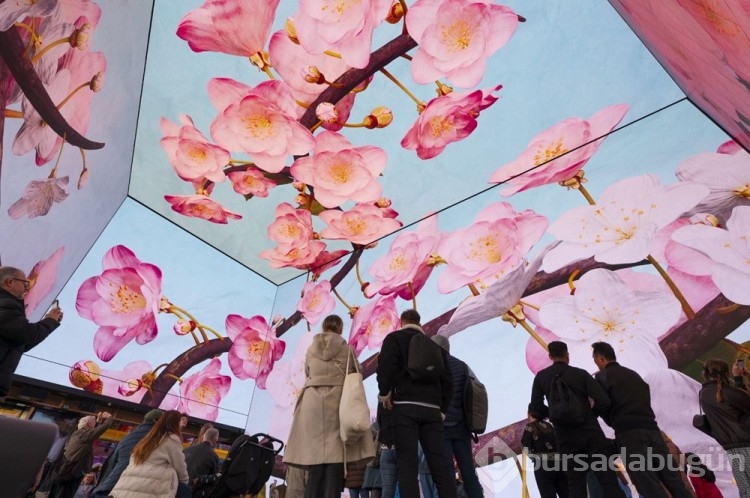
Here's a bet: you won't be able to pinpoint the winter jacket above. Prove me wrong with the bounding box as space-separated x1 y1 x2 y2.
443 354 468 427
699 380 750 449
183 440 220 480
110 433 189 498
90 421 155 497
376 324 453 412
283 332 375 466
59 417 114 480
0 288 59 397
594 362 659 433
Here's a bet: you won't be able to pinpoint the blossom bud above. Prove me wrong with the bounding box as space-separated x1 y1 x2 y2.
386 2 405 23
77 168 89 189
173 319 196 336
70 23 91 49
316 102 340 124
303 66 325 84
375 197 392 208
295 193 309 206
69 360 100 388
285 18 299 44
159 296 172 312
85 379 103 394
89 71 104 92
293 181 306 192
364 107 393 129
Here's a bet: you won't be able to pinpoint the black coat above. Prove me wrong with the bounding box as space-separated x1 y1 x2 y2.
699 380 750 450
183 441 220 480
594 362 659 433
376 325 453 412
0 288 59 397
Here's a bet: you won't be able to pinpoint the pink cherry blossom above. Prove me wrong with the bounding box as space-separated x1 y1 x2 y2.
265 202 315 247
164 194 242 224
75 245 163 362
671 206 750 305
366 215 441 299
290 131 386 208
297 280 336 325
209 79 315 173
293 0 392 68
268 30 351 112
0 0 56 31
7 176 70 219
489 104 629 196
227 168 277 197
675 149 750 224
24 247 65 315
160 115 229 183
260 240 327 270
177 0 279 57
542 175 709 272
349 295 400 356
406 0 519 87
265 332 315 442
177 358 231 421
319 203 403 245
438 242 556 337
225 314 286 389
437 202 548 294
402 85 502 160
539 269 679 373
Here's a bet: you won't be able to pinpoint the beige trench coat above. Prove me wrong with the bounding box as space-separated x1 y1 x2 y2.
283 332 375 466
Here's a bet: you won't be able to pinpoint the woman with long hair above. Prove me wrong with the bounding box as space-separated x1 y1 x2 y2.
699 359 750 497
283 314 375 498
110 410 191 498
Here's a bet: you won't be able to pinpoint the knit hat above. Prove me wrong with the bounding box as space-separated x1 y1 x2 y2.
143 409 164 422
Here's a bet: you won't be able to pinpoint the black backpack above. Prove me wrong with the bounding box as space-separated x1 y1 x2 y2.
406 332 445 381
547 371 587 426
200 433 283 498
463 365 488 442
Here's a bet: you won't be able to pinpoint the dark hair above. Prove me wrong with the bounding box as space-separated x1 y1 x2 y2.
703 359 731 403
685 453 715 482
132 410 183 464
591 342 616 361
322 314 343 334
400 309 420 325
547 341 568 358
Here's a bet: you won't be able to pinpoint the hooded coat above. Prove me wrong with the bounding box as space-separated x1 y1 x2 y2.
283 332 375 466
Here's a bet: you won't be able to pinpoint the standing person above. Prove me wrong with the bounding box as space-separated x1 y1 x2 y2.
431 335 483 498
190 423 214 446
376 309 457 498
49 412 114 498
521 409 568 498
528 341 625 498
699 359 750 497
377 402 398 498
0 266 63 400
346 456 371 498
183 427 220 482
591 341 692 498
685 453 724 498
90 409 163 498
110 410 191 498
284 314 375 498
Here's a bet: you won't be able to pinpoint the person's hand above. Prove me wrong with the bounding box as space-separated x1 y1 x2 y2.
378 392 393 410
99 411 112 420
45 307 63 323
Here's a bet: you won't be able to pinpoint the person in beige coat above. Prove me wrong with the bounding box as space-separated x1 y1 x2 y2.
283 314 375 498
110 410 191 498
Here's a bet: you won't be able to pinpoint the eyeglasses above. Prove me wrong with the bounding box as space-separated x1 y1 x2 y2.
11 278 31 289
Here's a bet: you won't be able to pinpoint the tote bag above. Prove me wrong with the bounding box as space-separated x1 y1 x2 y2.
339 349 371 444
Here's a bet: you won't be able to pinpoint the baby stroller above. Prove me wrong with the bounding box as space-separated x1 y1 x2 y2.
194 433 284 498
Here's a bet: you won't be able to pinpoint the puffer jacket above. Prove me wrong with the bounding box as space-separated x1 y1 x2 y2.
110 434 189 498
699 380 750 449
90 421 155 497
0 289 59 397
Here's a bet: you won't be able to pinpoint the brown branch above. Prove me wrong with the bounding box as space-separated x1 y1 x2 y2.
0 27 104 150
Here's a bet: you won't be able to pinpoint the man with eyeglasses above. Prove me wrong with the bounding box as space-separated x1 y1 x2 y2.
0 266 63 400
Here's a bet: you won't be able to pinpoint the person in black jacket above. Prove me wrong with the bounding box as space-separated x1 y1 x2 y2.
591 341 692 498
183 427 221 483
431 335 483 498
90 409 164 498
521 408 568 498
376 309 456 498
699 358 750 497
528 341 625 498
0 266 62 400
